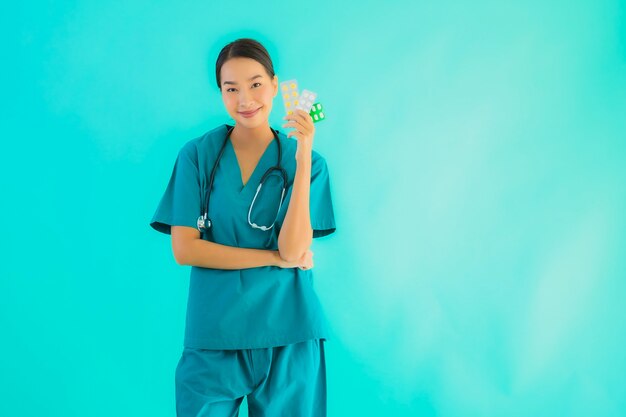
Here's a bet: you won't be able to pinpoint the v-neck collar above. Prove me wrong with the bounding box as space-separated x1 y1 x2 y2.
225 135 276 196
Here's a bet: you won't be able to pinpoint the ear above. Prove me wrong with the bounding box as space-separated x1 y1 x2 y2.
273 75 278 97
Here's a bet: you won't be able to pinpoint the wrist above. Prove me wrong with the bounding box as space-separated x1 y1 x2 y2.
295 143 312 162
295 151 312 165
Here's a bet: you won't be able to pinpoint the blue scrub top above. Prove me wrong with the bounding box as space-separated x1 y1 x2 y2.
150 124 336 350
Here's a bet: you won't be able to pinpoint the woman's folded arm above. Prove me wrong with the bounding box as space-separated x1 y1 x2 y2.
171 226 282 269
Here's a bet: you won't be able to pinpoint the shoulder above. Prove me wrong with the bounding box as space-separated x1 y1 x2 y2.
312 149 328 167
181 124 229 155
177 124 231 164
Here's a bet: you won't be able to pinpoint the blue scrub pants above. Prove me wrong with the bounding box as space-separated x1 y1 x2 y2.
175 339 327 417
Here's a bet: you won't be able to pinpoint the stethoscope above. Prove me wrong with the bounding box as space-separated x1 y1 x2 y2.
197 125 288 236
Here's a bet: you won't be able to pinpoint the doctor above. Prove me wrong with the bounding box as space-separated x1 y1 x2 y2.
150 38 336 417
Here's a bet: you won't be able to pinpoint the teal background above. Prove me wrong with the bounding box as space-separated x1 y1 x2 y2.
2 1 625 416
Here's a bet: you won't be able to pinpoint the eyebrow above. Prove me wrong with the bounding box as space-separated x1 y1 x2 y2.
222 74 263 86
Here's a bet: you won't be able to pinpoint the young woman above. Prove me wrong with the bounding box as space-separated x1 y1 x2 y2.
150 38 336 417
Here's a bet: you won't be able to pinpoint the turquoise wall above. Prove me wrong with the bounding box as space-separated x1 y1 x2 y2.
2 1 625 416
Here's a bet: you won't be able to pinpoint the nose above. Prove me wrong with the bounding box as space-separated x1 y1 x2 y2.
238 90 255 108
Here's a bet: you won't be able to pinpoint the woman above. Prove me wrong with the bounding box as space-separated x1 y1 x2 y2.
150 38 336 417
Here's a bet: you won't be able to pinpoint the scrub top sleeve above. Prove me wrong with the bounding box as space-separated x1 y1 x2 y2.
310 155 336 238
149 143 201 235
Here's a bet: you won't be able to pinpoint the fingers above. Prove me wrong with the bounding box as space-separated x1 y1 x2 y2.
284 109 310 123
282 110 313 130
298 262 314 270
282 109 316 141
297 249 314 270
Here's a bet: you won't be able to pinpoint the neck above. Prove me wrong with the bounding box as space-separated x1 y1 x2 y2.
230 123 274 150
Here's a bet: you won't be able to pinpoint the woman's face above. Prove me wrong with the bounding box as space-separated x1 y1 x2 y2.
220 57 278 129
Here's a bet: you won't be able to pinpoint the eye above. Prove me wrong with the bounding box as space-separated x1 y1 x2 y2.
252 82 262 88
226 87 237 93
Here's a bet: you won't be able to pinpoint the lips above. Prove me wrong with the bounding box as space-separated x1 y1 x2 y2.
239 107 261 118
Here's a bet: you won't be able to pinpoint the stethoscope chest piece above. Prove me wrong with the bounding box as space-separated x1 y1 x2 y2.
197 213 211 231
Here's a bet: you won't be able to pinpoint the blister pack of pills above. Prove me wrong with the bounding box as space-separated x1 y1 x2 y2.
280 79 300 116
309 103 325 122
295 89 317 113
280 79 325 123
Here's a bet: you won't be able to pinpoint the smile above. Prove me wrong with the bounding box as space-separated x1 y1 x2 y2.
239 107 261 118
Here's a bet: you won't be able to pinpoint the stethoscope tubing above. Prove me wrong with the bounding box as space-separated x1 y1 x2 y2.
197 125 287 234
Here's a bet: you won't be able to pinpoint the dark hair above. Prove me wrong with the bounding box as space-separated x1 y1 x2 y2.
215 38 275 90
